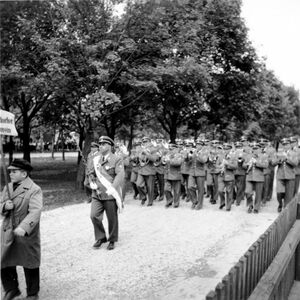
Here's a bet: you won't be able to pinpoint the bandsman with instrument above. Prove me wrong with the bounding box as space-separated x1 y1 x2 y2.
271 138 298 212
164 143 184 208
180 140 194 202
136 136 159 206
187 139 209 210
243 142 268 213
259 138 276 205
206 140 221 205
217 143 237 211
233 141 246 206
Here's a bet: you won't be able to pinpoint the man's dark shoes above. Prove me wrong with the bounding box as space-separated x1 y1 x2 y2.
93 239 107 249
219 204 225 210
26 294 39 300
277 206 282 213
3 288 21 300
107 242 115 250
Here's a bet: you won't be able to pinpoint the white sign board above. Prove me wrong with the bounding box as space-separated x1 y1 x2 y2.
0 109 18 136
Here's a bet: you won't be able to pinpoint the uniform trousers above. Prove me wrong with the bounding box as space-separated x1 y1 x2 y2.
206 173 219 202
181 173 191 201
245 181 264 211
262 174 272 203
188 176 205 209
218 178 234 210
234 175 245 205
165 180 181 206
130 170 139 198
136 174 155 204
276 179 295 207
1 266 39 296
90 197 118 242
156 173 165 200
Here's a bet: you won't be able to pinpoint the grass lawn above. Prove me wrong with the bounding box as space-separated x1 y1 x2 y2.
1 155 88 211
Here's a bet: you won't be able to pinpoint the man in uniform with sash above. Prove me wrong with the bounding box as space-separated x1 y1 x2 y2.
86 136 125 250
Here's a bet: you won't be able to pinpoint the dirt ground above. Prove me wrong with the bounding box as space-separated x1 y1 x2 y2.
15 196 277 300
1 153 279 300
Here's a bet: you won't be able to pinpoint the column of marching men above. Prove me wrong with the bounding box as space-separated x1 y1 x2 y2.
114 136 300 214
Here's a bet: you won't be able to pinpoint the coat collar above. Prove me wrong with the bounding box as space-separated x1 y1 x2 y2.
9 177 34 200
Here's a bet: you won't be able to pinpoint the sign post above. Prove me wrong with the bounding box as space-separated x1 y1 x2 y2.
0 109 18 198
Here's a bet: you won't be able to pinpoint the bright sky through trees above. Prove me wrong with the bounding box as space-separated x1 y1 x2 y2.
241 0 300 91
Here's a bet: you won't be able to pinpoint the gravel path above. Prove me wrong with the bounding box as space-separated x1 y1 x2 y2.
14 195 278 300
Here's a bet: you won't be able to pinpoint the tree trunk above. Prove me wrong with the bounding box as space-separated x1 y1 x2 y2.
169 115 178 143
61 129 65 161
22 116 31 162
77 126 84 165
128 123 134 151
51 125 56 159
75 117 94 190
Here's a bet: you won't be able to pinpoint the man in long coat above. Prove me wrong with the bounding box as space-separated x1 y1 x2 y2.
1 159 43 300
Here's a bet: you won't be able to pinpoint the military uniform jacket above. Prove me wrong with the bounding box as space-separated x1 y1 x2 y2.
220 153 237 181
188 151 208 177
1 177 43 269
243 153 268 182
165 154 183 181
87 152 125 200
272 150 298 180
138 148 159 176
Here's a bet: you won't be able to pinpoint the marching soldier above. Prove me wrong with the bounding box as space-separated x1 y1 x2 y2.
180 140 193 202
187 139 209 210
86 136 125 250
136 137 159 206
233 141 246 206
217 143 237 211
164 143 183 208
260 139 276 204
153 139 166 202
206 140 221 205
271 138 298 212
243 142 268 213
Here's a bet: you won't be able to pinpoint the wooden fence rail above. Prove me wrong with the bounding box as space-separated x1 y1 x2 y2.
205 194 300 300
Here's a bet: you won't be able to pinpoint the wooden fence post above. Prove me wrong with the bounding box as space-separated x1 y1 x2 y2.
216 282 225 300
295 200 300 281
